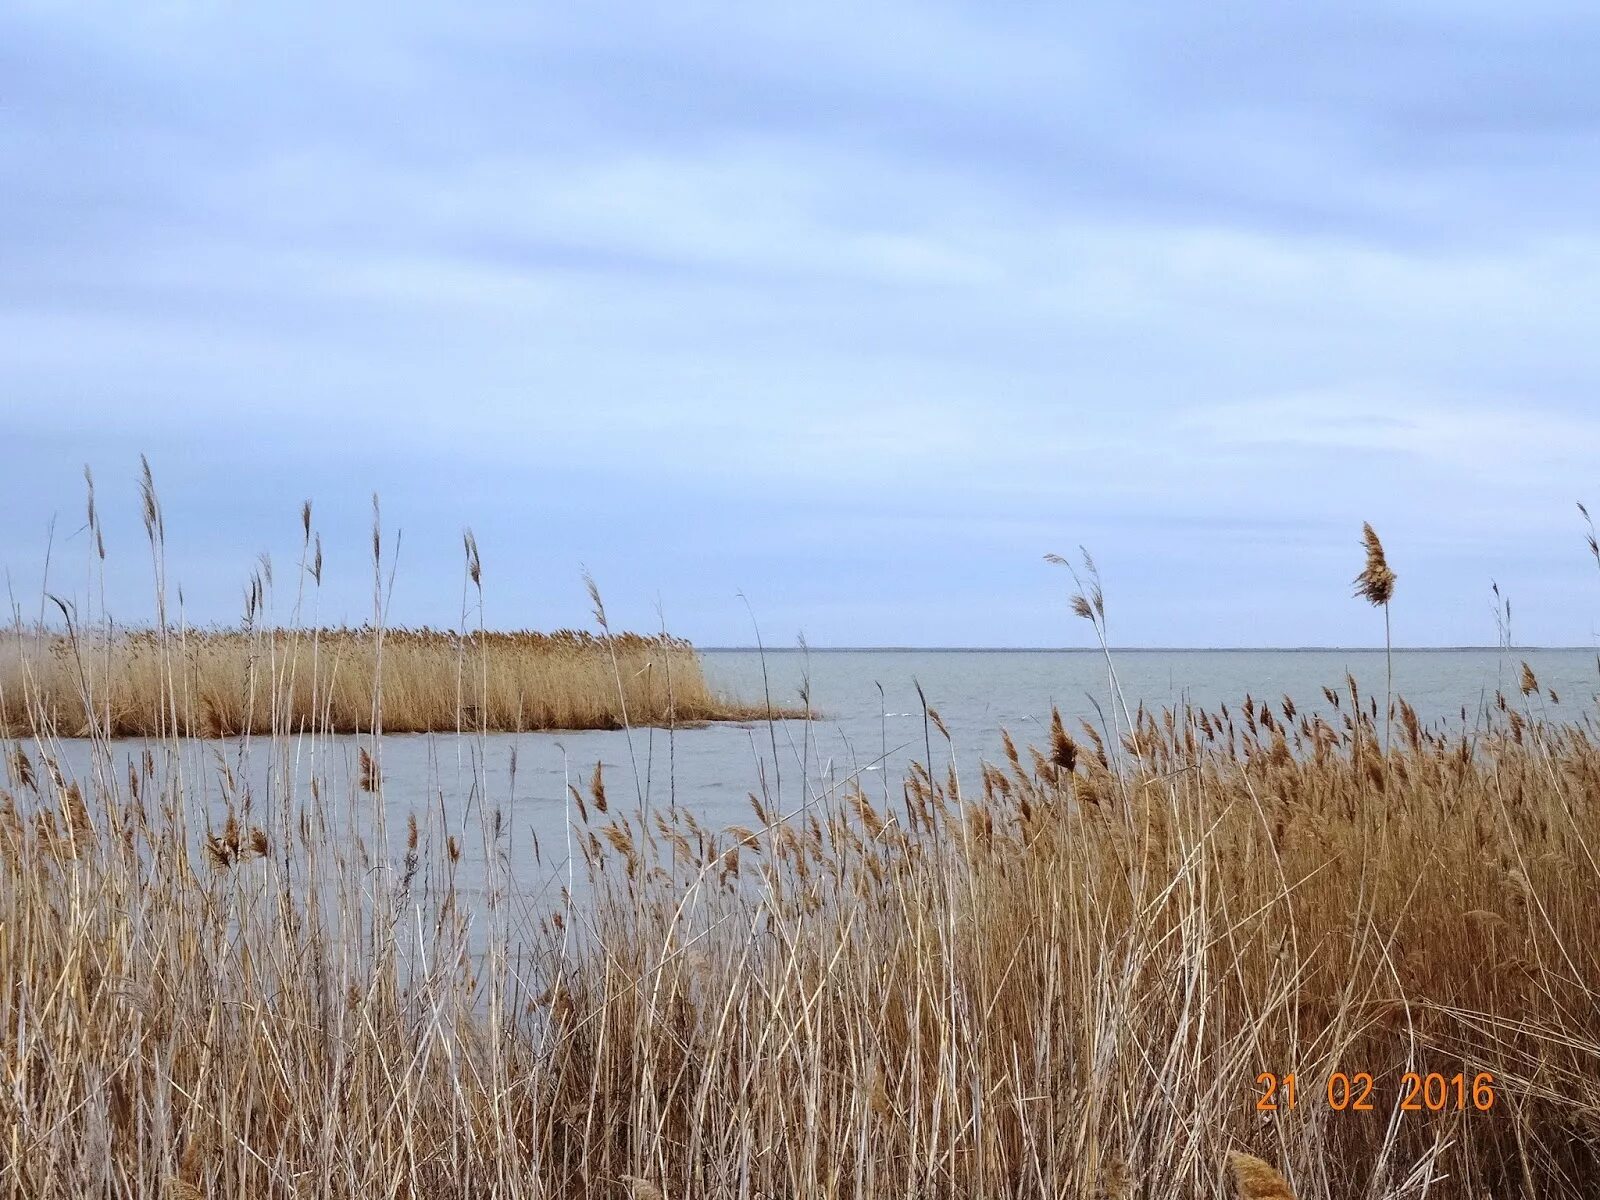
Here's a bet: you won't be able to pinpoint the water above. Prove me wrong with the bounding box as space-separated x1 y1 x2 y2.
28 648 1600 900
703 646 1599 787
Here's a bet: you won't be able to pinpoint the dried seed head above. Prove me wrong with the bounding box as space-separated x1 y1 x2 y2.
1046 549 1106 623
1049 708 1078 772
464 529 482 588
619 1176 664 1200
139 454 163 544
1353 522 1396 606
10 750 34 791
1519 661 1539 697
1229 1152 1295 1200
204 835 233 871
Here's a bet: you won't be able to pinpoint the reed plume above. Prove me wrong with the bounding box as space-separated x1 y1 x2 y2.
1353 522 1396 607
1229 1153 1295 1200
1520 661 1539 697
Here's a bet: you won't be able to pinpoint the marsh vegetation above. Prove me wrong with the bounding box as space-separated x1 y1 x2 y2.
6 654 1599 1197
0 626 776 738
2 482 1598 1197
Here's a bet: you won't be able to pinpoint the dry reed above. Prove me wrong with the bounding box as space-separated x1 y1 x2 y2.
2 482 1599 1197
1354 521 1397 753
5 643 1600 1196
1353 522 1397 607
0 626 786 737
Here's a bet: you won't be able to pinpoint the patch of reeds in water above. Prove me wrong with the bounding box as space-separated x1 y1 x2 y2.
0 625 785 737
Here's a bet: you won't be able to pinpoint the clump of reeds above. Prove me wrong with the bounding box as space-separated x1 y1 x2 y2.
0 625 785 738
2 470 791 738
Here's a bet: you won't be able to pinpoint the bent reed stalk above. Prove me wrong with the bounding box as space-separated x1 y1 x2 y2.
0 626 785 737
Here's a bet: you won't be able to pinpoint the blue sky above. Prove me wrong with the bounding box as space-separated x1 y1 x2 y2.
4 2 1600 646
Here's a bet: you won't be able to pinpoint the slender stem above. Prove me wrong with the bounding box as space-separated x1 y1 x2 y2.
1383 602 1392 755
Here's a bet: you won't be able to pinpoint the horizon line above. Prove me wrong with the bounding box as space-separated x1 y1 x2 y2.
699 645 1599 653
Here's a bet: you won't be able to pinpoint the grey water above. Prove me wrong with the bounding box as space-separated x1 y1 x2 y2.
31 648 1600 904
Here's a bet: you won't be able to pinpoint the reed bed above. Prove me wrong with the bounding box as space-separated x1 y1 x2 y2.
5 494 1599 1196
4 660 1600 1197
0 626 780 737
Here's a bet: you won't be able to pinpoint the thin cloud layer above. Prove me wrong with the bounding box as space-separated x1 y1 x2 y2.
3 3 1599 645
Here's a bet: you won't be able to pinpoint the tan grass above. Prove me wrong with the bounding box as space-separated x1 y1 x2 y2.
0 626 789 737
4 651 1599 1197
2 481 1598 1197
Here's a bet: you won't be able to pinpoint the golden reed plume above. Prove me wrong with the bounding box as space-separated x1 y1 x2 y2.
1353 522 1396 606
1229 1152 1295 1200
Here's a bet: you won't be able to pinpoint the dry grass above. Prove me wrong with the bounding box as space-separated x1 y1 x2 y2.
4 488 1600 1196
0 626 786 737
4 655 1600 1197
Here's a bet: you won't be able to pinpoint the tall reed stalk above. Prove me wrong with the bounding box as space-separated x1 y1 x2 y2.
1354 522 1397 753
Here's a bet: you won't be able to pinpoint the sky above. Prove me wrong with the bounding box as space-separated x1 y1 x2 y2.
4 1 1600 647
